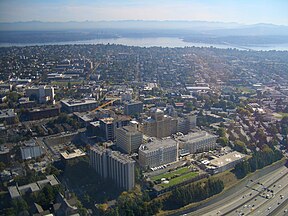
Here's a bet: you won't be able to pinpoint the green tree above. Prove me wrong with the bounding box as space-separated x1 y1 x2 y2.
234 140 247 154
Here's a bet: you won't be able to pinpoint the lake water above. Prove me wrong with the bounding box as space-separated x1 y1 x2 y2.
1 37 288 51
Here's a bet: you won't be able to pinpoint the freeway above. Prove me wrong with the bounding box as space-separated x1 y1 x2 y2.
182 163 288 216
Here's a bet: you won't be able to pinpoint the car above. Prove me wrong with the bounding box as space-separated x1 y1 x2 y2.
268 207 271 210
284 209 287 213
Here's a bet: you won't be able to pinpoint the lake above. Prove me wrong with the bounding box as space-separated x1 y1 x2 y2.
1 37 288 51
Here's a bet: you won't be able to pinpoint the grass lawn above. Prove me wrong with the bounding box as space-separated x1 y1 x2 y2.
159 171 199 188
150 167 190 181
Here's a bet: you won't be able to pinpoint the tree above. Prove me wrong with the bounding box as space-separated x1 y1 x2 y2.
0 162 5 172
217 127 226 137
218 137 229 146
234 140 247 154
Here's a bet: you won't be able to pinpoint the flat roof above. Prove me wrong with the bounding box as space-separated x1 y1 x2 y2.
61 99 97 107
179 131 217 142
37 175 59 187
186 86 210 90
18 183 40 193
118 125 141 134
0 109 16 118
90 145 135 164
139 138 177 152
60 149 86 160
210 151 247 168
100 117 114 124
8 186 20 198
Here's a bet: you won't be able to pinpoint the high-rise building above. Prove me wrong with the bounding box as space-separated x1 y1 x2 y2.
100 117 116 141
89 145 135 191
140 108 177 138
177 114 197 134
124 101 143 116
20 139 43 160
25 86 54 104
116 126 143 154
177 131 217 154
138 138 178 168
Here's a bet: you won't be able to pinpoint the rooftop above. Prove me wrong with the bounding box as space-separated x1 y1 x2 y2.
178 131 217 142
210 151 247 168
90 145 135 164
0 109 16 118
139 138 177 152
60 149 86 160
100 117 114 124
119 125 141 134
8 175 60 199
61 99 97 107
8 186 20 198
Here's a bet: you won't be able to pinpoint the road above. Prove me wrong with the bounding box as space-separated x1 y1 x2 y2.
185 165 288 216
170 160 286 216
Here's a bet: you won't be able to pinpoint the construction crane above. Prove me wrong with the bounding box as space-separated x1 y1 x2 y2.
92 98 119 112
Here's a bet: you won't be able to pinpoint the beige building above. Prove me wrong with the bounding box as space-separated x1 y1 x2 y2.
25 85 54 103
138 138 178 168
89 145 135 191
208 151 247 173
178 131 217 154
116 125 143 154
140 108 177 138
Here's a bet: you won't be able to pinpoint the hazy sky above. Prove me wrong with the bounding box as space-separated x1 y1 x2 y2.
0 0 287 25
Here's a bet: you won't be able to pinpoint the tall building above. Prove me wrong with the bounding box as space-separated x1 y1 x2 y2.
138 138 178 168
177 131 217 154
25 86 54 104
116 125 143 154
140 108 177 138
100 118 116 141
89 145 135 191
20 139 43 160
177 114 197 134
124 101 143 116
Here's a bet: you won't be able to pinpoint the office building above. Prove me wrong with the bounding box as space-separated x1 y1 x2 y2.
20 139 43 160
177 131 217 154
89 145 135 191
100 117 116 141
23 106 60 121
61 99 98 113
25 86 55 103
177 114 197 134
116 126 143 154
140 108 177 138
138 138 178 168
0 109 17 125
207 151 247 173
124 101 143 116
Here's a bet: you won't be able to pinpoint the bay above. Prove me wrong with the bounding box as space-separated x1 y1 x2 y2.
1 37 288 51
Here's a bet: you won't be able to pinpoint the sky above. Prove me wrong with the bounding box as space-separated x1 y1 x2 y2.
0 0 287 25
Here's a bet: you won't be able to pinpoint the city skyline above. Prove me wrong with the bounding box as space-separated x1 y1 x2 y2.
0 0 287 25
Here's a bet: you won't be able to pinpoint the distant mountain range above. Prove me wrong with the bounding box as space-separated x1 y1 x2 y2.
0 20 288 36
